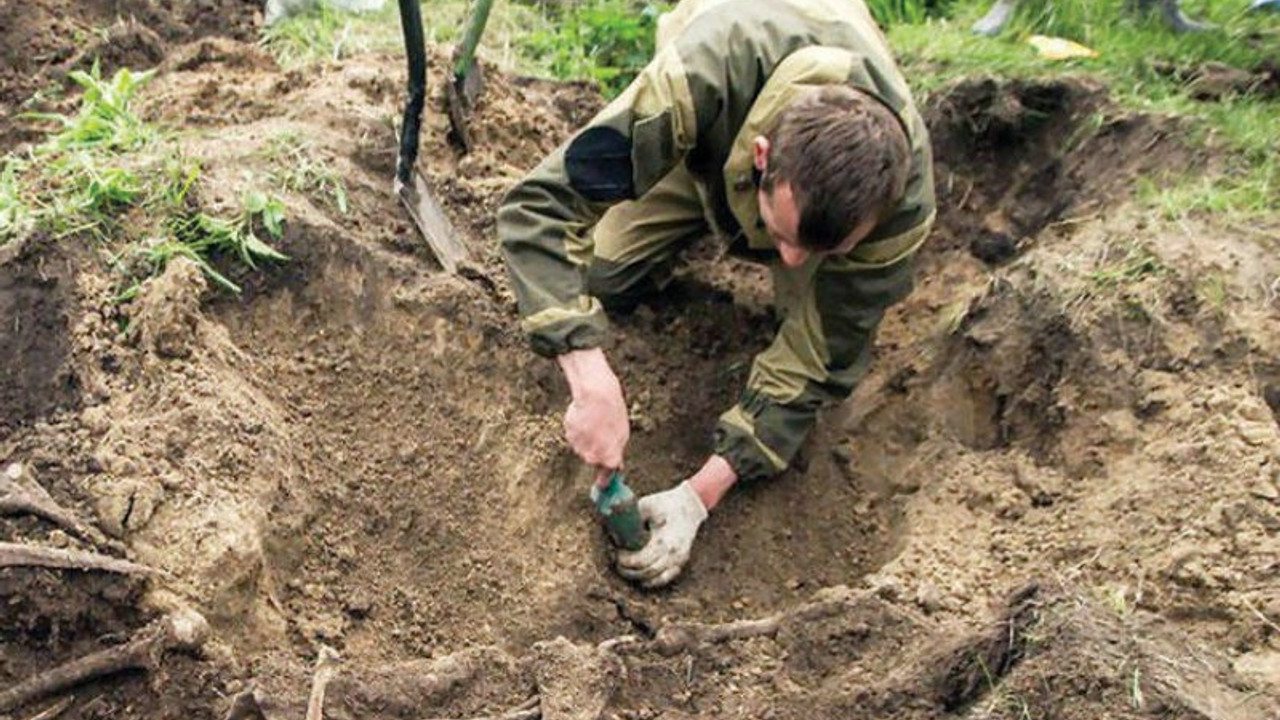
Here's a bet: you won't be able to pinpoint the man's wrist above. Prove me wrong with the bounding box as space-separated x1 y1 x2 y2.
556 347 618 399
687 455 739 511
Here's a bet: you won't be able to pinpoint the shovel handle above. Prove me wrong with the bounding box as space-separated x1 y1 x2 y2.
395 0 428 187
453 0 495 82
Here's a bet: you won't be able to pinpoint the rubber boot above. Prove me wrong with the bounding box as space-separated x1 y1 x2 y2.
972 0 1020 37
1132 0 1215 33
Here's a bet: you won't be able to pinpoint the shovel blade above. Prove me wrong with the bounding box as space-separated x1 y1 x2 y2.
396 169 470 274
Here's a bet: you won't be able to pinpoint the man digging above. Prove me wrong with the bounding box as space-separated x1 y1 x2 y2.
497 0 935 587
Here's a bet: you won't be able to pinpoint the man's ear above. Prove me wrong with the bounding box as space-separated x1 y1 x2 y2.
752 135 770 172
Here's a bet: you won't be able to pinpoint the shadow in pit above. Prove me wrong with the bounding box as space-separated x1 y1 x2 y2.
0 236 81 435
926 77 1192 268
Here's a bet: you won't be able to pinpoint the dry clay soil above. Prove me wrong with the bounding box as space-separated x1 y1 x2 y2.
2 2 1280 719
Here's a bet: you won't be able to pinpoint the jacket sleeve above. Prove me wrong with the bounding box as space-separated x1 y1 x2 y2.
711 250 917 481
497 44 700 357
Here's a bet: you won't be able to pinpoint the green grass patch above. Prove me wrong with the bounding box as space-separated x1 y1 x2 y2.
519 0 670 96
259 0 556 71
4 64 290 296
259 130 350 214
260 1 408 67
892 0 1280 219
0 159 34 242
258 0 670 97
23 64 160 152
1088 241 1168 288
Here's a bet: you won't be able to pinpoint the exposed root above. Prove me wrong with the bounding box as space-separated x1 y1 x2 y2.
304 646 341 720
0 541 153 574
22 695 75 720
610 585 855 657
421 696 540 720
928 582 1042 710
1 462 113 547
0 609 210 713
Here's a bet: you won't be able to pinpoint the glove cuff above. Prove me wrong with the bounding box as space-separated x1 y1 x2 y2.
676 481 709 524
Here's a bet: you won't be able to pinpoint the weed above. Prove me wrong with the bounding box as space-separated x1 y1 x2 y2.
867 0 957 26
169 191 288 280
25 62 157 153
1195 271 1228 313
1088 242 1166 288
260 131 350 214
521 0 669 96
0 159 34 244
5 61 290 294
1129 665 1145 710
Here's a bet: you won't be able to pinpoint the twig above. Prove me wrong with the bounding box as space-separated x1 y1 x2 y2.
0 609 210 713
1241 596 1280 636
421 698 541 720
0 542 153 575
305 646 341 720
22 695 74 720
613 590 852 657
1 462 111 547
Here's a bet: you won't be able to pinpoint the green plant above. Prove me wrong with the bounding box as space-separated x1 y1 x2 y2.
867 0 957 26
154 189 289 293
522 0 668 96
25 62 157 153
260 1 407 67
260 131 350 213
1089 242 1166 288
1195 271 1228 312
0 159 33 244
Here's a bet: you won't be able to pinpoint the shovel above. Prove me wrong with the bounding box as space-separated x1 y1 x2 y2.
446 0 495 153
395 0 471 273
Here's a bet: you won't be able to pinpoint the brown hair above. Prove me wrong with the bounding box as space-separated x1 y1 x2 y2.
762 85 911 251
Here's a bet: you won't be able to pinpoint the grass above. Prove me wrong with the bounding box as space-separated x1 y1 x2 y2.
0 159 35 243
259 0 556 73
892 0 1280 220
259 0 669 96
1087 241 1168 288
259 130 350 214
23 64 160 152
4 63 290 296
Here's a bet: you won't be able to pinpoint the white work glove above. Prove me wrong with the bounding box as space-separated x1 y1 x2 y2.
616 481 708 588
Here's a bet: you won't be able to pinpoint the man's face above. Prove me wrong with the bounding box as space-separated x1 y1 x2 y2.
757 181 878 268
753 135 877 269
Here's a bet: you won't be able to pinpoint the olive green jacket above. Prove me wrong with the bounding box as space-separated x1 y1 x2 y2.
497 0 936 480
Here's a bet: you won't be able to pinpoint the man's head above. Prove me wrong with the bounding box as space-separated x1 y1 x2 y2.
754 85 912 267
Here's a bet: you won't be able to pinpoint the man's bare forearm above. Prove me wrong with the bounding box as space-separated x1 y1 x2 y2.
687 455 738 511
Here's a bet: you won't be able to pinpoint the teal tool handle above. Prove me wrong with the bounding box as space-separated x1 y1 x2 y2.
591 471 650 551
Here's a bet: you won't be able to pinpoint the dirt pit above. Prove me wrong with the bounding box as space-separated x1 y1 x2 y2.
2 4 1279 720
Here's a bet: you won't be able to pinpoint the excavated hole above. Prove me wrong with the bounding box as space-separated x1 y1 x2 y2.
850 77 1189 491
211 224 906 662
0 70 1236 718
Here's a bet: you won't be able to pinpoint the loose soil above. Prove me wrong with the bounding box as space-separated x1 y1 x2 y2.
2 3 1279 720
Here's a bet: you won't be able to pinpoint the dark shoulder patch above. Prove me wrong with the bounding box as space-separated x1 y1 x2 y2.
566 127 635 202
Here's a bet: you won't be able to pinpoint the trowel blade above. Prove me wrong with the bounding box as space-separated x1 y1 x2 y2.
396 168 470 274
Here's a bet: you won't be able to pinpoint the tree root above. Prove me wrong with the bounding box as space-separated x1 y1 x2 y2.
420 696 540 720
21 695 75 720
0 609 210 714
606 585 854 657
304 646 341 720
0 541 153 575
1 462 113 547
